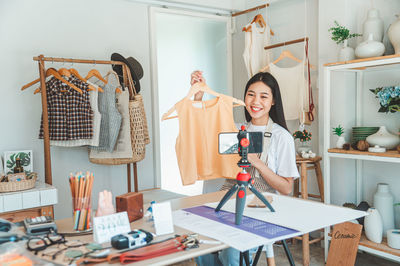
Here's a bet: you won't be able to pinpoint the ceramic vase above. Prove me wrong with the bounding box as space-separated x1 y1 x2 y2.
363 8 384 42
374 183 395 237
355 33 385 58
336 136 346 149
388 15 400 54
366 126 400 149
297 141 311 155
364 207 383 243
338 40 355 61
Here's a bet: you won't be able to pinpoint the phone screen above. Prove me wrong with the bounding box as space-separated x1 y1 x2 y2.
218 132 263 154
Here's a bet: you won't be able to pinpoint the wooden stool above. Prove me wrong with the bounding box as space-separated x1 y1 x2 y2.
293 155 324 266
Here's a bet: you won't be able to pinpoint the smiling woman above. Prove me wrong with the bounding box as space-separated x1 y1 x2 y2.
191 70 300 266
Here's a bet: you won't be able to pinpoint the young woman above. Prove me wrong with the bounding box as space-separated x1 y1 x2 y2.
191 70 300 266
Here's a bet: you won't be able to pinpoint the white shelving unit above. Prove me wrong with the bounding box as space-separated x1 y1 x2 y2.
323 55 400 262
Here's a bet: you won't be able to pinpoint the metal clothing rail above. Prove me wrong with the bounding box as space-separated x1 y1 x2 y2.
264 37 308 50
231 3 269 17
32 55 138 192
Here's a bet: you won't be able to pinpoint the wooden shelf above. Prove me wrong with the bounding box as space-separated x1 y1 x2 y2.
323 54 400 67
328 148 400 159
359 232 400 258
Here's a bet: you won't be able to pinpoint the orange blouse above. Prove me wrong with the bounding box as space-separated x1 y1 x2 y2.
175 95 241 185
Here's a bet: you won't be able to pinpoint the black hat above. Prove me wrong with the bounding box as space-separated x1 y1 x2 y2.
111 53 143 93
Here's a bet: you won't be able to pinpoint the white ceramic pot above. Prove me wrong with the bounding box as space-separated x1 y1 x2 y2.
364 207 383 243
387 229 400 249
338 40 355 61
336 136 346 149
366 126 400 149
363 8 384 42
355 33 385 58
388 15 400 54
374 183 395 237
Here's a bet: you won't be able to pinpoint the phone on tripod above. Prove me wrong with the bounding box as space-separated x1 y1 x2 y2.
218 131 263 154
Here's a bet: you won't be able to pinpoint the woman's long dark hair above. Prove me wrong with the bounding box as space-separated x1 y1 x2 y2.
244 72 288 131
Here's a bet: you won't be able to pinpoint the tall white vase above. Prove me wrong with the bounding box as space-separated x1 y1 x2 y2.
388 15 400 54
374 183 395 237
364 208 383 243
338 40 355 61
363 8 384 42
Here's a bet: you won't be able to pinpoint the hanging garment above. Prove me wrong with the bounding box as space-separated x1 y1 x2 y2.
89 76 122 153
221 120 299 193
268 60 309 121
50 80 101 147
243 22 271 78
175 95 241 185
39 75 93 141
89 88 133 160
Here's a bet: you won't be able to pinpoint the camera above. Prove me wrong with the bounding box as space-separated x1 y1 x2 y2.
111 229 153 250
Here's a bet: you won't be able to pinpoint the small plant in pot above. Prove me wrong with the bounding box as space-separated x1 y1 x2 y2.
329 21 362 61
333 125 346 149
293 129 312 154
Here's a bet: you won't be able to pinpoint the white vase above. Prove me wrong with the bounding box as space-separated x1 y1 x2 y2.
374 183 395 237
336 136 346 149
364 207 383 243
338 40 355 61
366 126 400 149
355 33 385 58
363 8 384 42
388 14 400 54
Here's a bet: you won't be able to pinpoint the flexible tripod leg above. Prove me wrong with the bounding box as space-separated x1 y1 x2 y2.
282 240 295 266
248 184 275 212
215 184 238 212
235 184 247 224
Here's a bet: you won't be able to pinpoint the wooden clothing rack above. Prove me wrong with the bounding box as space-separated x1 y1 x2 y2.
32 55 138 192
264 37 308 50
231 3 269 17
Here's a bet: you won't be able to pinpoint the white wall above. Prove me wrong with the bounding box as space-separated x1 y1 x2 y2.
318 0 400 226
0 0 156 219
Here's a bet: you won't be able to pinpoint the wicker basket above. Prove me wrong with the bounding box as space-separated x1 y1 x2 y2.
0 172 37 193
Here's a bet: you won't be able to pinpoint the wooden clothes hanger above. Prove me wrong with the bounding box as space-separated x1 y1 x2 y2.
68 68 98 92
161 82 245 121
260 50 316 72
85 69 108 84
21 68 82 94
242 14 274 36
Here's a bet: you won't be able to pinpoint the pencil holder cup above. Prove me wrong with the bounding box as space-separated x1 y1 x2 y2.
72 197 92 232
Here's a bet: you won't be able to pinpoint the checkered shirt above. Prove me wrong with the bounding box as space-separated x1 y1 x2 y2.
39 75 94 141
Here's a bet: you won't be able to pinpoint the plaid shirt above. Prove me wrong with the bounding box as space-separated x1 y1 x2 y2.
39 75 93 141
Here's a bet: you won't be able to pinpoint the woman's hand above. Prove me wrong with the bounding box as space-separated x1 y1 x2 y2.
247 153 264 169
190 70 205 101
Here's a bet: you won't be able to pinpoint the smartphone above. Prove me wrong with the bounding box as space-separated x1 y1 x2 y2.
218 132 263 154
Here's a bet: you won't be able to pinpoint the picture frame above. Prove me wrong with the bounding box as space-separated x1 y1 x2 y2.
4 150 33 175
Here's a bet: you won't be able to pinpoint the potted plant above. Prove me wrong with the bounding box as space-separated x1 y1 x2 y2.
329 21 362 61
333 125 346 149
293 129 312 154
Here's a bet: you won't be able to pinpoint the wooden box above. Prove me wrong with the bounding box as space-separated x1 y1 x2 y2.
116 192 143 222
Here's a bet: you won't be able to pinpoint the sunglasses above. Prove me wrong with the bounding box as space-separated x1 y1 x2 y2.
27 232 66 255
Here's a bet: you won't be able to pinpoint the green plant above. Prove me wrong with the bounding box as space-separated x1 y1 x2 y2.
328 21 362 44
293 129 312 142
333 125 344 136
